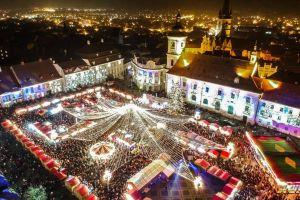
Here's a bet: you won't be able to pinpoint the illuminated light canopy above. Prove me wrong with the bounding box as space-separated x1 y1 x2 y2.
103 170 112 182
268 80 280 89
156 122 166 129
194 176 203 190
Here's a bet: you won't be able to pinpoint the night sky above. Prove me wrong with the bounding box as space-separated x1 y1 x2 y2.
1 0 300 16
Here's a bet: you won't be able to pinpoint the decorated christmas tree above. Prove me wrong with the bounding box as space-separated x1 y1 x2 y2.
168 82 185 115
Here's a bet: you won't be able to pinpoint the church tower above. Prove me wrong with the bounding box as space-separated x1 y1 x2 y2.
250 41 259 64
216 0 232 38
167 10 187 68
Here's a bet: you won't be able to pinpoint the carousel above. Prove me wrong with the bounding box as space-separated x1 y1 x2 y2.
89 142 116 160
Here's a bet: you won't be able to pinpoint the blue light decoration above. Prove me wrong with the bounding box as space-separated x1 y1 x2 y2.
189 162 200 176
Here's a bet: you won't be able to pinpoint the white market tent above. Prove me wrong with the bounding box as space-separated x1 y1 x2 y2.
127 158 175 191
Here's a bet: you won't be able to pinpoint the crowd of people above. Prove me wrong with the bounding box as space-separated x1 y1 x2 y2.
185 121 228 146
1 85 300 200
186 120 298 200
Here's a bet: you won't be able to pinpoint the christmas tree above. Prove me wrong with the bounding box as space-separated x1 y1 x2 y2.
168 82 185 115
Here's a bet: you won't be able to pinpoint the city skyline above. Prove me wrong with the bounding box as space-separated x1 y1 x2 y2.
0 0 300 16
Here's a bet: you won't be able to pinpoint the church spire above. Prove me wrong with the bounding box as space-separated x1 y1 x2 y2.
172 10 184 31
219 0 232 19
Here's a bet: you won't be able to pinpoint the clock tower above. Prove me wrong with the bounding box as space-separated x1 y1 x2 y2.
167 10 187 68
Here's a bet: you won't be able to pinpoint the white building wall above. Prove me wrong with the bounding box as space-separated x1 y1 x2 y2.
256 100 300 137
132 61 166 92
106 59 125 79
166 74 260 124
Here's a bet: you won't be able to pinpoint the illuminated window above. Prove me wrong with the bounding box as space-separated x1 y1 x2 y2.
228 105 234 114
217 90 222 96
231 93 235 99
171 42 175 50
215 101 221 110
245 106 250 112
205 87 209 93
191 95 196 101
246 97 251 103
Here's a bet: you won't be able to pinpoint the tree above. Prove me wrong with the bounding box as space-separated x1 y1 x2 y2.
168 82 185 115
24 186 47 200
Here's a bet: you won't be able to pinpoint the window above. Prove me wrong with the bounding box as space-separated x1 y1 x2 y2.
245 106 250 112
191 95 197 101
289 110 293 115
270 105 274 109
193 84 197 90
181 42 184 47
215 101 221 110
171 42 175 49
246 97 251 103
171 60 174 66
231 93 235 99
182 81 186 87
217 90 222 96
205 87 209 93
278 116 281 120
228 105 234 114
203 99 208 105
280 108 283 112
